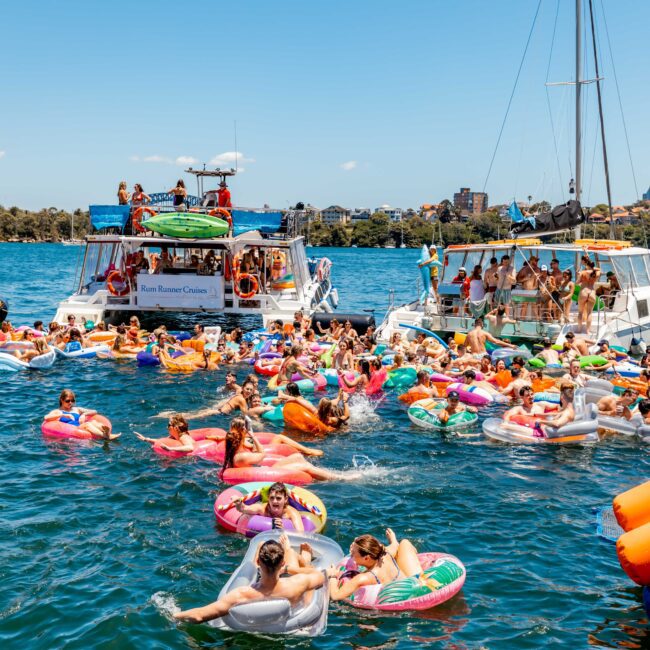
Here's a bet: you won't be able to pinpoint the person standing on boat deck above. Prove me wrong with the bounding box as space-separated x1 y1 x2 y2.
217 181 232 208
577 255 601 333
117 181 130 205
558 269 575 323
538 265 557 322
131 184 150 207
484 257 500 307
494 255 516 316
169 179 188 212
516 255 540 319
418 245 440 300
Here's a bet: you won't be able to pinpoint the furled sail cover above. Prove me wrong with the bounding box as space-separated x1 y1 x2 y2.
510 200 585 236
232 209 283 236
90 205 131 231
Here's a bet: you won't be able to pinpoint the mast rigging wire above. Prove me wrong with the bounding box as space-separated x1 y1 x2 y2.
482 0 543 194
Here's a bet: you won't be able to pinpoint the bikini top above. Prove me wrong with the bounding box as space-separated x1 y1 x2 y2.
60 410 81 426
369 554 402 584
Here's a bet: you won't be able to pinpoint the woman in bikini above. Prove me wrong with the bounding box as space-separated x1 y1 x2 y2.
577 255 601 333
44 389 118 440
326 529 426 600
332 339 354 371
220 418 346 481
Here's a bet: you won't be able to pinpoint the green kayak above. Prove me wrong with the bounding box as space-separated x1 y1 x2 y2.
143 212 229 238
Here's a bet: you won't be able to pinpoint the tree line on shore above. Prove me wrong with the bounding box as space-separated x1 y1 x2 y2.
0 206 90 242
303 210 650 248
1 204 648 248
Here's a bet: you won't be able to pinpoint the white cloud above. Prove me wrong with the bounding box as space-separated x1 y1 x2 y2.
143 155 172 164
209 151 255 168
0 151 5 160
175 155 198 166
340 160 357 171
129 155 140 162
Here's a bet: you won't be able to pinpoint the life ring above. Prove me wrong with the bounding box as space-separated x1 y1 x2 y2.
132 206 157 233
209 208 232 227
234 273 259 300
106 270 130 296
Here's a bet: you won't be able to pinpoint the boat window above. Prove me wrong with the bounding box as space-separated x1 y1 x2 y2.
631 255 650 287
79 243 101 290
611 256 634 288
442 252 464 282
463 250 485 275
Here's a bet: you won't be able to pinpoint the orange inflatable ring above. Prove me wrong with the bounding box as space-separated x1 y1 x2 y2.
209 207 232 227
106 270 130 296
283 402 334 435
132 206 157 233
234 273 259 300
182 339 206 353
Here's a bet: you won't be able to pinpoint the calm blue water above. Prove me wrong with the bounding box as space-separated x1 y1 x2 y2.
0 243 649 649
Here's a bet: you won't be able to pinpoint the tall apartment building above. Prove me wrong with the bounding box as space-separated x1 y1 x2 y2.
374 205 403 222
453 188 488 215
320 205 351 225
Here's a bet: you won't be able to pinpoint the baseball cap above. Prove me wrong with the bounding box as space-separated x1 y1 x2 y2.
448 390 460 399
540 264 548 271
458 266 466 272
598 339 609 346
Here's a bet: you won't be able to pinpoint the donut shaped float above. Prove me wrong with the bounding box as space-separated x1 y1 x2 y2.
214 481 326 537
339 552 466 611
407 398 478 432
41 414 112 440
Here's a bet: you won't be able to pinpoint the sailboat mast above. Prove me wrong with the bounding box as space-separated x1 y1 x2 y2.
575 0 582 205
588 0 615 240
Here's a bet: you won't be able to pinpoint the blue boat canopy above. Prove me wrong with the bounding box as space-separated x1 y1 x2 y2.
232 209 282 236
90 205 131 231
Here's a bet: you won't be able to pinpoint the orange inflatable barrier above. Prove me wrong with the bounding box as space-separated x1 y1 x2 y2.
398 390 431 405
614 481 650 586
617 523 650 586
614 480 650 532
182 339 205 353
283 402 333 435
493 370 513 388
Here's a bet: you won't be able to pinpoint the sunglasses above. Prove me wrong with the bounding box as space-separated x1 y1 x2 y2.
63 398 75 404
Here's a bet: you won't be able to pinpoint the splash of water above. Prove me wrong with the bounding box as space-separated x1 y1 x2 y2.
151 591 180 620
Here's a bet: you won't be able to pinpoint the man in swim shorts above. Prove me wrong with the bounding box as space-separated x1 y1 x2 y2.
174 535 323 623
494 255 516 315
465 318 516 356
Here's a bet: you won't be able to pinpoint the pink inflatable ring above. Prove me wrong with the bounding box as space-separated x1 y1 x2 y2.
340 552 466 611
41 414 113 440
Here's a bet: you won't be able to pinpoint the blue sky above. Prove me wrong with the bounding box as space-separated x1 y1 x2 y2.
1 0 648 211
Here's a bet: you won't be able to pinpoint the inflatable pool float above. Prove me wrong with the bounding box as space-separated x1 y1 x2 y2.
149 427 226 460
407 398 478 432
491 347 532 365
87 331 118 343
254 358 282 376
366 368 387 396
533 391 561 404
614 481 650 586
339 552 465 611
161 351 218 372
0 341 34 352
221 466 315 486
382 367 417 390
578 354 608 368
283 402 334 435
445 383 501 406
55 344 110 360
482 406 599 444
271 274 296 291
399 390 434 405
214 481 327 537
260 397 285 424
611 376 648 396
0 347 56 372
209 432 299 465
267 374 323 393
606 361 642 378
575 383 643 436
318 368 340 387
338 371 359 394
209 530 343 635
41 414 112 440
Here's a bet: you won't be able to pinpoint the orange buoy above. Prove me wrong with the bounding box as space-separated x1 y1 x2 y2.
613 480 650 532
617 522 650 586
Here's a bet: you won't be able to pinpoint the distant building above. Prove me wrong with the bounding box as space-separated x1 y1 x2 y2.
350 208 372 222
374 204 403 222
643 187 650 201
420 204 440 221
402 208 418 219
453 188 488 215
320 205 351 225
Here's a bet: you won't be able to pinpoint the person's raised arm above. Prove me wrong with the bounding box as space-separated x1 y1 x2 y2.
484 331 516 348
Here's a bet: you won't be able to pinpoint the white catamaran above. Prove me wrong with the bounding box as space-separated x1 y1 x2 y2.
54 169 338 326
379 0 647 350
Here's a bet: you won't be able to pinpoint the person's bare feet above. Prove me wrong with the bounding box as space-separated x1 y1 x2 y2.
302 447 324 457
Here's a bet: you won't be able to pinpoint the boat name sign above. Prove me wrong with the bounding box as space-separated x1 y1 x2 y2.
136 274 225 309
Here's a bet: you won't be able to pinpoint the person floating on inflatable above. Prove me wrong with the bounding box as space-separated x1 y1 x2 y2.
44 389 119 440
174 535 323 623
233 482 305 532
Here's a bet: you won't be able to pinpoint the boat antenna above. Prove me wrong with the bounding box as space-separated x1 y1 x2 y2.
587 0 615 240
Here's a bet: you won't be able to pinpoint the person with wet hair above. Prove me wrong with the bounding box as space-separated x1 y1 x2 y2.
174 535 324 623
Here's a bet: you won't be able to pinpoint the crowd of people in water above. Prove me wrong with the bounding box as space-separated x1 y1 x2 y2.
5 306 650 626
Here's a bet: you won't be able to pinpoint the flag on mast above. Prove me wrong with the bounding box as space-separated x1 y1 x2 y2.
508 200 524 223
